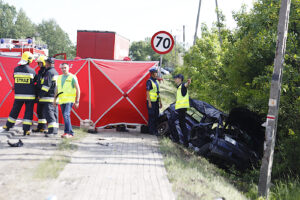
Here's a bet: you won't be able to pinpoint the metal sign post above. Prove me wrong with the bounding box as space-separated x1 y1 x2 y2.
258 0 291 198
159 55 163 77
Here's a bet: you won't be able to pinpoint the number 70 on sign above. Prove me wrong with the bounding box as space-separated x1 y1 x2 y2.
151 31 174 54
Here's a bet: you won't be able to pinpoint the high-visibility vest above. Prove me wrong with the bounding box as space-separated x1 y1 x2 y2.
175 84 190 110
149 79 159 102
57 74 76 104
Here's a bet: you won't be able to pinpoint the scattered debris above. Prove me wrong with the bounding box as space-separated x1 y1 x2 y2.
88 129 98 133
116 125 129 132
7 139 23 147
97 142 110 146
80 119 95 132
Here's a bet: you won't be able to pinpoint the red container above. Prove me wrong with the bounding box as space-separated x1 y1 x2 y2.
76 30 130 60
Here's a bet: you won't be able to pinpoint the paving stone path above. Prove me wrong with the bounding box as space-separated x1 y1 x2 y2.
0 120 175 200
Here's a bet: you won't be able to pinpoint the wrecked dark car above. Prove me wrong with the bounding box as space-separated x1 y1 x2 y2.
157 99 265 170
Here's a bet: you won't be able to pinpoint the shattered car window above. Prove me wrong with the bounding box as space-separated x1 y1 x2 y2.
187 107 203 123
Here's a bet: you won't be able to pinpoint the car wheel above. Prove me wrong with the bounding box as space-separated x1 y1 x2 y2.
158 121 169 137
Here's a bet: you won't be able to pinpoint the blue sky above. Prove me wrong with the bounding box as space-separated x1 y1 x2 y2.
4 0 253 46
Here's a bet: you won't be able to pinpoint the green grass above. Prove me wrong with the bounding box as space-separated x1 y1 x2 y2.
33 155 70 179
33 128 86 179
268 177 300 200
58 128 87 151
58 139 78 151
160 75 177 110
159 137 248 200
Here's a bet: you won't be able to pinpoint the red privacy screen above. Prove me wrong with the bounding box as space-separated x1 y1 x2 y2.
0 56 157 128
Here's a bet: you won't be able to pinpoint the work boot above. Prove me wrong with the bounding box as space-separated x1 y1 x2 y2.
32 128 47 133
32 128 40 133
2 125 9 131
23 130 31 136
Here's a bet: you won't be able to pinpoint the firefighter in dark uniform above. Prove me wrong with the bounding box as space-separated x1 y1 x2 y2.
174 74 191 147
38 57 59 137
2 51 36 135
146 68 162 135
32 55 47 133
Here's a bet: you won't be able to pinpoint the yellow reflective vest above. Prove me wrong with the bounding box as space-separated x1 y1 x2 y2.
149 79 159 102
57 74 76 104
175 84 190 110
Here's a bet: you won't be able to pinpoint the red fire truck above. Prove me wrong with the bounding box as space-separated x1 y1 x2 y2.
0 38 48 58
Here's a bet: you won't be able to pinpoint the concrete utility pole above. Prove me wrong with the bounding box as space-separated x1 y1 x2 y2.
258 0 291 198
215 0 222 46
193 0 202 45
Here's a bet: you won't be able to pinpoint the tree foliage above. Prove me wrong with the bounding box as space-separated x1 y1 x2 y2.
0 0 16 38
37 19 75 58
129 37 184 68
0 1 75 58
12 9 36 38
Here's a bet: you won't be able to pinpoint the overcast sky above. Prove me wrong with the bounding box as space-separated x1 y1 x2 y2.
4 0 254 47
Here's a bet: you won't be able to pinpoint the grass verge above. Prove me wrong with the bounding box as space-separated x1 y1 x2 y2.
33 128 87 179
159 137 248 200
159 75 176 111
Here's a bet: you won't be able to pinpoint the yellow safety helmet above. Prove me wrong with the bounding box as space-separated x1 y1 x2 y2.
36 55 46 67
18 51 33 65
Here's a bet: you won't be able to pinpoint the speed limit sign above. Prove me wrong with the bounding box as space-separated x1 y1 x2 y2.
151 31 174 54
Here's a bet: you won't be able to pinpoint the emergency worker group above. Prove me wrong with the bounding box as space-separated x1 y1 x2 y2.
2 51 190 143
146 67 191 147
2 51 80 138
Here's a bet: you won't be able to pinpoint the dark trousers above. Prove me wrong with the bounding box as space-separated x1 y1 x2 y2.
147 101 159 135
36 103 47 130
177 108 189 146
42 103 58 134
6 100 34 131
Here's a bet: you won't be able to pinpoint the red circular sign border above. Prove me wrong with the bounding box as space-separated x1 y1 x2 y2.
151 31 175 54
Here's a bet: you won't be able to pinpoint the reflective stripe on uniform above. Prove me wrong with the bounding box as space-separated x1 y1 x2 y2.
52 75 58 81
38 119 47 124
48 122 59 128
14 72 34 79
41 85 50 92
8 117 16 123
39 97 54 103
212 123 218 129
15 94 35 100
23 119 33 125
